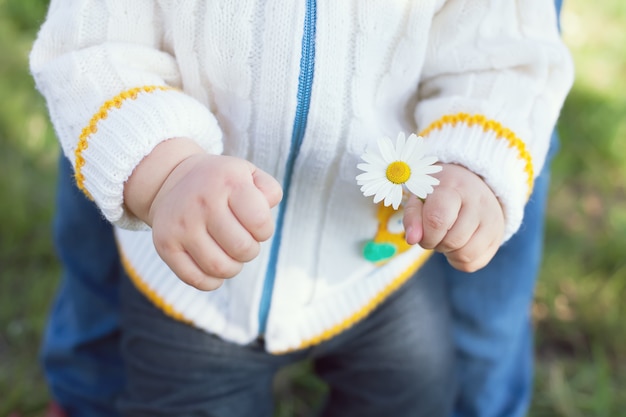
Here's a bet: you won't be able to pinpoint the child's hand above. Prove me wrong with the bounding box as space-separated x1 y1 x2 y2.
124 139 282 291
403 164 505 273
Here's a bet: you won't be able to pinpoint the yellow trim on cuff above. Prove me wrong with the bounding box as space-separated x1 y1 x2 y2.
274 250 433 354
419 113 534 195
118 248 191 325
74 85 174 198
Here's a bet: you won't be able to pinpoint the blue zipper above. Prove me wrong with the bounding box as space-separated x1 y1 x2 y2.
258 0 317 334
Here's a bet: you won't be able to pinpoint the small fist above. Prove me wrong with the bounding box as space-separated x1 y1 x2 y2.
149 154 282 290
403 163 504 272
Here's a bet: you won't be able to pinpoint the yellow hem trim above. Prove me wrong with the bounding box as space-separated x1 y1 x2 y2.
118 248 191 325
74 85 174 198
274 250 433 354
419 113 534 195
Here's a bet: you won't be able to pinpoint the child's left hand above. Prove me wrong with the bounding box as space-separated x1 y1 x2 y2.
403 163 505 273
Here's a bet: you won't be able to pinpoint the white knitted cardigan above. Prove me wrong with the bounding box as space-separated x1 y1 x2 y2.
31 0 573 353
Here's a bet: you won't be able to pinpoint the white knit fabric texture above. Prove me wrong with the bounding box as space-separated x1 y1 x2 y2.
31 0 574 352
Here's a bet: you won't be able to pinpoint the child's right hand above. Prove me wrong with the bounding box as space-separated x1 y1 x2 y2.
124 138 283 291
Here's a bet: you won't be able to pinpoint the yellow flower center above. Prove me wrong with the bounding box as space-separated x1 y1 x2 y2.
386 161 411 184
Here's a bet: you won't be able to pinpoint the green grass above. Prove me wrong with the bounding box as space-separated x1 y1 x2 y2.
1 0 625 416
528 2 626 415
0 0 61 415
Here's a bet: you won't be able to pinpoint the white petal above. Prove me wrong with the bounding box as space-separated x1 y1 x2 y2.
356 171 386 182
405 182 434 199
377 136 398 163
405 176 440 198
372 192 385 204
373 181 395 203
413 155 439 168
357 177 384 188
421 165 443 175
356 163 371 172
361 151 388 169
383 185 403 210
411 164 442 177
410 175 440 187
395 132 407 156
407 134 424 146
361 178 389 196
357 163 387 176
400 133 417 162
356 162 380 173
403 136 427 163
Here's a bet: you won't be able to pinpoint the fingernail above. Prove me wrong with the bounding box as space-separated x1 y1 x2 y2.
405 226 414 244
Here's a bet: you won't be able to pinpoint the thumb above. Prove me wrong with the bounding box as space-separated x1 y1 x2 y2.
253 168 283 208
403 195 424 245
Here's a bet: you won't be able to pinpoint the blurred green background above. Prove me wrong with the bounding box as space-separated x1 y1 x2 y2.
1 0 624 416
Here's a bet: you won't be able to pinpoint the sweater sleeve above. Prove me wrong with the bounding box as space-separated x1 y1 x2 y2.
416 0 574 241
30 0 224 230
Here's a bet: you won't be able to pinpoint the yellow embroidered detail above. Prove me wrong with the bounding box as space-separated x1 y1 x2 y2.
386 161 411 184
364 203 412 263
73 86 173 196
419 113 534 195
273 251 433 354
118 248 191 325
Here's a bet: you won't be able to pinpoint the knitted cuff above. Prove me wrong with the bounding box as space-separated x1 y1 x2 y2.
420 113 534 242
74 86 223 229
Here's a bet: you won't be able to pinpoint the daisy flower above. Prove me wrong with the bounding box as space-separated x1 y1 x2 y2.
356 133 442 210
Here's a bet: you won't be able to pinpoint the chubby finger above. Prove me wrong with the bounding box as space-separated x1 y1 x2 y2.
253 168 283 208
208 209 261 263
153 243 227 291
445 226 501 273
434 204 479 254
403 195 425 245
229 183 276 242
419 187 462 249
183 228 245 279
154 226 244 280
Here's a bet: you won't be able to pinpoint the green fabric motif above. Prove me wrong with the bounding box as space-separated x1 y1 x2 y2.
363 241 397 263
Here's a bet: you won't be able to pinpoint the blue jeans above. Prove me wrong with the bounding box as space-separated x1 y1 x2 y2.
118 266 454 417
439 131 559 417
41 156 125 417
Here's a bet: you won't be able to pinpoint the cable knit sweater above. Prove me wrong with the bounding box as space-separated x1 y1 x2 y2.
31 0 573 353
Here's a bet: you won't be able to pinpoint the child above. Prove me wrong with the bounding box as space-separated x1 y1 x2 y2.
31 1 573 416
